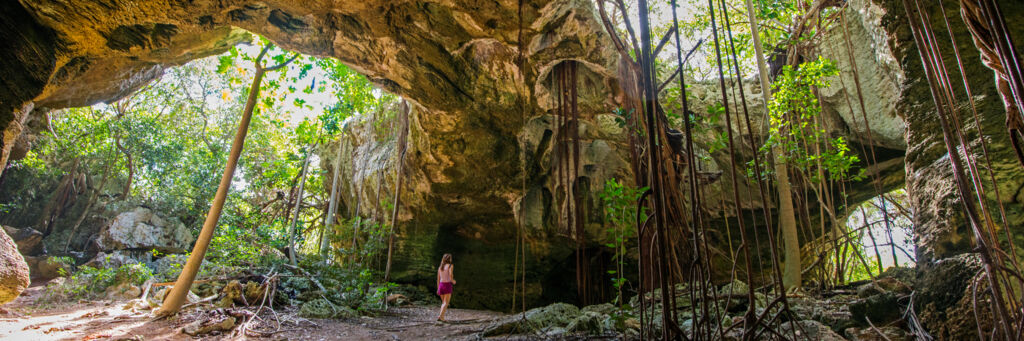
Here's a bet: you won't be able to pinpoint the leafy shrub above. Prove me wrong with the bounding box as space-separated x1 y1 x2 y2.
41 263 153 303
114 263 153 286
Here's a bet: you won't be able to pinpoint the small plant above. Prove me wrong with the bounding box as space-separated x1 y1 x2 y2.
599 178 647 308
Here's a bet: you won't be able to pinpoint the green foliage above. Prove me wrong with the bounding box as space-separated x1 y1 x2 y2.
114 263 155 286
291 256 399 311
0 33 411 312
5 35 391 266
599 179 647 306
327 218 391 268
316 57 396 138
42 263 154 303
52 256 74 277
756 57 863 182
207 223 285 267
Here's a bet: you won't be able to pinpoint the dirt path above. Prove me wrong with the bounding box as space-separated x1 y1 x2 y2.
276 306 507 340
0 283 513 340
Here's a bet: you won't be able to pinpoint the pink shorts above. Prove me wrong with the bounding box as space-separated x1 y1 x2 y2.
437 282 453 296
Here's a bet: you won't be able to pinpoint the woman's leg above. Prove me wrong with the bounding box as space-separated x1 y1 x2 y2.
439 293 451 320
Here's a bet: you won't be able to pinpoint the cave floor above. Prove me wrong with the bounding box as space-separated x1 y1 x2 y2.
0 283 516 340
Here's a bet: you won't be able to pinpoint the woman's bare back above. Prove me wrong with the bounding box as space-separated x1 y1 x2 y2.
438 264 453 283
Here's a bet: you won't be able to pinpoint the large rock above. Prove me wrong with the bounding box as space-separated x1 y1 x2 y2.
299 298 357 319
778 320 846 341
3 226 44 256
82 250 141 269
95 207 194 253
0 229 30 305
182 315 237 336
482 302 581 336
30 255 71 280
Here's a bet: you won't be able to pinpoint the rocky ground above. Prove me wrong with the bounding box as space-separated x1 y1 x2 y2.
1 281 507 340
0 269 924 340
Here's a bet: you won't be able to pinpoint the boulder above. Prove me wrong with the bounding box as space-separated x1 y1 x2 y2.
717 279 750 297
244 281 267 304
299 298 357 319
33 256 71 280
846 325 910 341
482 302 581 336
566 311 606 335
856 277 911 298
95 207 195 253
183 316 236 336
523 302 580 328
83 250 140 269
850 282 907 326
581 303 616 315
3 226 44 256
386 293 409 306
150 254 186 279
0 230 30 305
778 320 846 341
105 282 142 300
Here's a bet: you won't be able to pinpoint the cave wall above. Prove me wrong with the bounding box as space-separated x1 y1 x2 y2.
3 0 909 310
866 0 1024 264
317 1 912 308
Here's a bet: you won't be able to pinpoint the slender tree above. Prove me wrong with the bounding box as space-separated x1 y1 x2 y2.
157 45 297 316
320 140 344 259
742 0 801 290
382 101 410 285
289 145 313 266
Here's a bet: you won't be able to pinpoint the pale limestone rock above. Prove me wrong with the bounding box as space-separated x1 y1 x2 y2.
0 231 30 305
95 207 194 253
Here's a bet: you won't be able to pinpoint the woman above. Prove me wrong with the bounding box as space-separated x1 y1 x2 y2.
436 253 456 321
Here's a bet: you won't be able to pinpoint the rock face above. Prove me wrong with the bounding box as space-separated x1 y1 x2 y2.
864 0 1024 334
322 0 908 306
95 207 195 253
0 228 30 305
865 0 1024 263
3 226 45 256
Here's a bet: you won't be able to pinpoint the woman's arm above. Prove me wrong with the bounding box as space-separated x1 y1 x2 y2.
451 265 456 285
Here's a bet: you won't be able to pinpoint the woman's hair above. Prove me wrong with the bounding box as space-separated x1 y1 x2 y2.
439 253 453 268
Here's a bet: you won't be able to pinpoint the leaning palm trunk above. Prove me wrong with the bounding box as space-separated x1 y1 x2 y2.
157 46 297 316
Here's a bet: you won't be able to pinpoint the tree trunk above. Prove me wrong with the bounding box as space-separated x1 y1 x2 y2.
383 102 410 285
64 155 114 252
742 0 801 291
350 186 362 264
320 140 344 259
157 46 297 316
289 148 313 266
373 169 383 222
114 136 133 199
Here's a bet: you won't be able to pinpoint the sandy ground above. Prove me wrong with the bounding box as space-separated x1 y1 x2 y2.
0 283 511 340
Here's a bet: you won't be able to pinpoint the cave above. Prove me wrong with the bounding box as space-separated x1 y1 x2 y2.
1 0 1024 339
